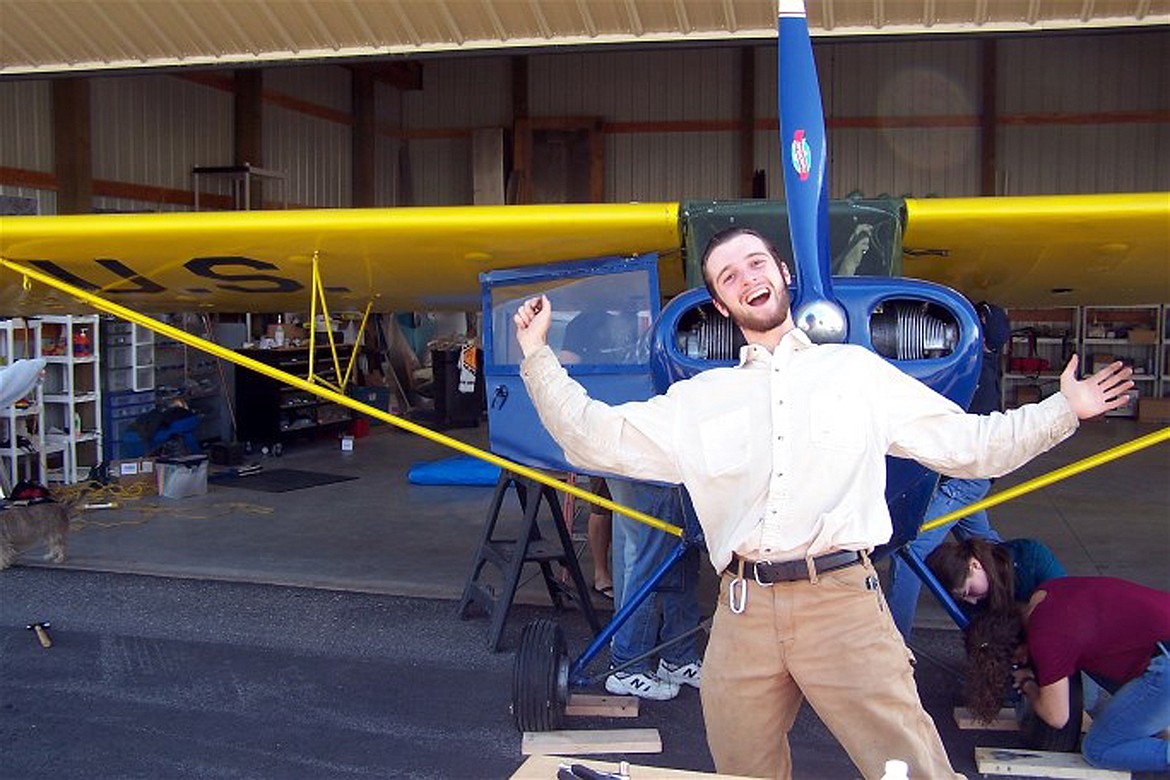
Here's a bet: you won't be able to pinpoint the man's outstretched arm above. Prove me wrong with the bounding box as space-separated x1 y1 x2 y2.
514 294 681 485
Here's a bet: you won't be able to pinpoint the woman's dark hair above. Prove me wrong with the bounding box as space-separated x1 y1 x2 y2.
963 606 1027 722
699 227 787 303
926 537 1016 613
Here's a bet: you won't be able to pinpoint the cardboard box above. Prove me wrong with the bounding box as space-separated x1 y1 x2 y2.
347 385 391 425
1127 328 1157 344
1138 397 1170 424
1089 353 1116 373
1014 385 1042 405
110 457 157 493
156 455 209 499
265 323 306 342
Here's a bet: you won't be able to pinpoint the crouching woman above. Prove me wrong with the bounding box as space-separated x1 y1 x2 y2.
964 576 1170 772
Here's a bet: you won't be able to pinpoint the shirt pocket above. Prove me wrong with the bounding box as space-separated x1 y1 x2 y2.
698 408 750 477
809 393 866 453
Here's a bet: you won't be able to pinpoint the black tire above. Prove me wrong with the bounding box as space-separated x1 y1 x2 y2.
512 619 569 732
1019 671 1083 752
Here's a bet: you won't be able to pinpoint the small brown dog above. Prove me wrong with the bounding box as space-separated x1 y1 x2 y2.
0 498 81 570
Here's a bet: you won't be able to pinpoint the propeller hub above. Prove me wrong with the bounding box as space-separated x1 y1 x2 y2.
794 299 848 344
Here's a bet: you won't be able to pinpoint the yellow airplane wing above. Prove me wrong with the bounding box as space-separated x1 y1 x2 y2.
901 192 1170 307
3 193 1166 316
0 203 682 314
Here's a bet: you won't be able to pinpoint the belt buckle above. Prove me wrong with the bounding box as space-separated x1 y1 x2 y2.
753 559 775 587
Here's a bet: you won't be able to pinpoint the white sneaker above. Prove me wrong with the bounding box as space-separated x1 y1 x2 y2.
657 659 702 688
605 671 680 701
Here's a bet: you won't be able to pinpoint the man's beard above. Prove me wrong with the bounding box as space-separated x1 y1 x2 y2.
731 287 791 333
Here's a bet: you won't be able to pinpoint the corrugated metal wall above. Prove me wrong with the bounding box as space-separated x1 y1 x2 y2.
375 81 403 206
399 57 512 206
264 65 352 208
0 29 1166 215
532 48 741 201
0 80 52 173
997 31 1169 195
0 80 55 214
91 75 233 207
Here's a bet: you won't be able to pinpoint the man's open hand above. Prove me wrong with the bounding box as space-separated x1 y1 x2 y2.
514 295 552 358
1060 355 1134 420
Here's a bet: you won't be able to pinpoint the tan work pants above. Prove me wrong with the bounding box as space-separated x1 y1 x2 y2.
700 557 964 780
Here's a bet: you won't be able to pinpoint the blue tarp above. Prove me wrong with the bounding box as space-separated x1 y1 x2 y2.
407 455 500 486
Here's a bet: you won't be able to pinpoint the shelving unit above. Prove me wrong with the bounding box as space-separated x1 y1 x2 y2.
1081 305 1160 417
153 313 227 447
102 318 155 393
1163 305 1170 397
1002 307 1078 409
1004 304 1169 417
0 318 46 490
234 344 356 449
39 314 103 483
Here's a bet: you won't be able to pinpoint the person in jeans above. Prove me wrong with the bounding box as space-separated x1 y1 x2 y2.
605 479 703 700
887 301 1012 639
512 227 1133 779
964 577 1170 773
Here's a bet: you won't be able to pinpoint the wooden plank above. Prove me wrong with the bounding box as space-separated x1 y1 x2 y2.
521 728 662 756
956 707 1091 733
565 693 639 718
510 754 765 779
974 747 1130 779
955 706 1017 730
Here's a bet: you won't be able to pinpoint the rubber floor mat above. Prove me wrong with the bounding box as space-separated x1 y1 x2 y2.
209 468 357 493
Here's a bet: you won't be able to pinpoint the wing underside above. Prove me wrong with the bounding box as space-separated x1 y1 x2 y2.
0 203 682 314
901 192 1170 307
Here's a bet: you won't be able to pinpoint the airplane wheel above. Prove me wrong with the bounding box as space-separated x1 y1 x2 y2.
1019 671 1083 752
512 619 569 732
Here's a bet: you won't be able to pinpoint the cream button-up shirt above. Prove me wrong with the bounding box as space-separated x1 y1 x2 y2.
520 328 1078 573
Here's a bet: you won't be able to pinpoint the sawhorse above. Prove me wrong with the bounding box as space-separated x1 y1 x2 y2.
458 471 602 651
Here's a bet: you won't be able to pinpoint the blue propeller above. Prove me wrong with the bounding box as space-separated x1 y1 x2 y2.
778 0 847 343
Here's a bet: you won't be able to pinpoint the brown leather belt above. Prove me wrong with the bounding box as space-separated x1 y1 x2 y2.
730 550 863 584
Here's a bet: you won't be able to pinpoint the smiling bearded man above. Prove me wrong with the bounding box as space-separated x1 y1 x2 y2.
511 226 1133 779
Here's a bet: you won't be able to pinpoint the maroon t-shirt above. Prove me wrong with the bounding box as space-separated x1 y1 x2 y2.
1028 576 1170 687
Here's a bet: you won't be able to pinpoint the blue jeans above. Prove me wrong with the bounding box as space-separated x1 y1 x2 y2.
887 477 1001 639
608 479 701 674
1082 650 1170 771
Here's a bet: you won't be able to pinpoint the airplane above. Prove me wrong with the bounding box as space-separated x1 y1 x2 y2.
0 0 1167 743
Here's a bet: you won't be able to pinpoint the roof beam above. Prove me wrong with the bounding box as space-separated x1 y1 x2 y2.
575 0 598 37
388 0 422 46
673 0 691 34
528 0 553 39
483 0 509 41
169 1 220 55
722 0 738 32
436 0 465 44
622 0 644 36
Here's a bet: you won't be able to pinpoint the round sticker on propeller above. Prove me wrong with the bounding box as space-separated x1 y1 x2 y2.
790 129 812 182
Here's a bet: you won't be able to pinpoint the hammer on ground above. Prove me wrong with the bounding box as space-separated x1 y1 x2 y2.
26 621 52 648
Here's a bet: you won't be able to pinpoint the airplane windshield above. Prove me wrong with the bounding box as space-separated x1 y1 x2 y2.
489 268 655 368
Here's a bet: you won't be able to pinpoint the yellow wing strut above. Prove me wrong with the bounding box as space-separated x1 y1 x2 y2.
0 256 683 537
919 425 1170 534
